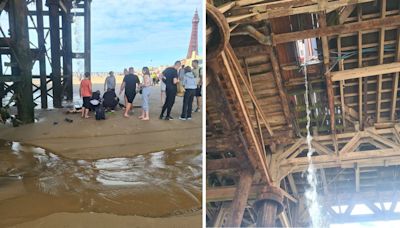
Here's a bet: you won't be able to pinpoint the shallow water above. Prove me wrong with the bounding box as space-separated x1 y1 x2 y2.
0 140 202 227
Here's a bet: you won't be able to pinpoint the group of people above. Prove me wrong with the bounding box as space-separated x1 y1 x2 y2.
78 59 202 121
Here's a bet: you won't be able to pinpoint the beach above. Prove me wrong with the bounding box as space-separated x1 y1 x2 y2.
0 80 202 227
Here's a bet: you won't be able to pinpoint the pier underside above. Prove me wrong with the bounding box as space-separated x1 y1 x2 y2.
0 0 91 123
206 0 400 226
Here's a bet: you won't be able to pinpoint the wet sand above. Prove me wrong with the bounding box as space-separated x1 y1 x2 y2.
0 141 201 227
12 212 201 228
0 82 202 227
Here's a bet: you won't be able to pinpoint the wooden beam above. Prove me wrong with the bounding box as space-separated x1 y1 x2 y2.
232 0 373 23
225 46 274 136
376 0 386 123
244 58 267 162
391 7 400 121
207 184 298 203
280 148 400 172
339 4 356 24
338 131 362 154
287 174 298 196
331 62 400 81
272 15 400 45
207 157 241 171
221 50 272 183
338 36 346 128
217 1 236 13
278 138 305 160
270 48 293 128
225 169 254 227
358 5 363 129
319 12 337 149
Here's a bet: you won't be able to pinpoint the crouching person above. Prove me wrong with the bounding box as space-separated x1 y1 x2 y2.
103 88 119 111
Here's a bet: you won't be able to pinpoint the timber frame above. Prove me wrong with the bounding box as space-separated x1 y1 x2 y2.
206 0 400 227
0 0 91 123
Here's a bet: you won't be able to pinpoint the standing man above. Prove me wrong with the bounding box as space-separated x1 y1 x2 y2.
79 72 92 119
119 67 140 118
192 60 202 112
104 71 116 91
160 61 181 120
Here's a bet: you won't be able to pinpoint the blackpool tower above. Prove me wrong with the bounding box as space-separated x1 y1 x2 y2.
186 9 200 59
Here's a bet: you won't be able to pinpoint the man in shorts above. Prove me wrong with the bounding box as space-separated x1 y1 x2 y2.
192 60 202 112
79 72 92 119
119 67 140 118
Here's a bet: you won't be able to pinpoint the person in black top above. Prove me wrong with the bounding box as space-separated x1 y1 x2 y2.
103 88 119 111
119 67 140 118
159 61 181 120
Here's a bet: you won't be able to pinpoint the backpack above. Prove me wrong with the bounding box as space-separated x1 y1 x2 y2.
95 106 106 120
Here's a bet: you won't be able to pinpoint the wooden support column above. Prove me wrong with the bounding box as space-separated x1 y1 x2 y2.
254 186 284 228
319 12 337 150
36 0 48 109
84 0 91 74
9 0 34 123
62 2 73 101
376 0 386 123
225 168 254 227
47 0 62 108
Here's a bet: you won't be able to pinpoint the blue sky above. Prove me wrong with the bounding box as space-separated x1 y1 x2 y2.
90 0 203 72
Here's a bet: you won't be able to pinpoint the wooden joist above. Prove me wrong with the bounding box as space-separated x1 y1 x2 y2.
331 62 400 81
207 157 241 171
272 14 400 44
207 184 297 203
230 0 374 23
280 148 400 172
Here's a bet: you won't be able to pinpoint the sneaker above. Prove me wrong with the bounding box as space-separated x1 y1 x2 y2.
194 108 200 112
165 116 174 120
179 117 187 121
159 115 164 120
187 117 192 120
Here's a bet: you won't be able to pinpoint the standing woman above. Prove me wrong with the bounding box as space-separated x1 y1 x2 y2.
139 67 152 120
79 72 92 119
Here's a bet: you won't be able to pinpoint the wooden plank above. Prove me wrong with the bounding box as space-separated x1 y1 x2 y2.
331 62 400 81
338 131 362 154
218 1 236 13
207 184 297 203
391 8 400 121
319 12 337 148
280 148 400 172
225 46 274 136
270 48 292 128
207 157 241 171
221 50 272 183
339 4 356 24
338 36 346 127
376 0 386 123
225 169 254 227
234 0 374 23
272 15 400 44
287 174 298 195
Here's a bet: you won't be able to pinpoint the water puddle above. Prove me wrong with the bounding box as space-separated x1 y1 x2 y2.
0 140 202 227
